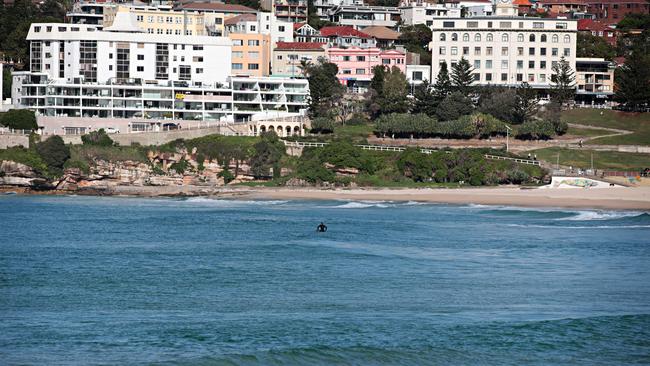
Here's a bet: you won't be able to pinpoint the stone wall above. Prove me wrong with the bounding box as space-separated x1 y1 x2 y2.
0 134 29 149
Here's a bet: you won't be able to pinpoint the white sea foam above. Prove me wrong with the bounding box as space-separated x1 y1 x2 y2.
332 201 391 209
183 197 288 206
563 211 645 221
505 223 650 229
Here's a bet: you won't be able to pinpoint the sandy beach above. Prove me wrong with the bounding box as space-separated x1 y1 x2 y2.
241 186 650 211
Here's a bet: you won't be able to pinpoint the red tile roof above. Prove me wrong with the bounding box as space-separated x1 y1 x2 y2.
577 19 614 32
513 0 532 6
293 22 306 30
180 2 257 13
319 26 370 38
224 13 257 25
275 42 326 50
538 0 586 5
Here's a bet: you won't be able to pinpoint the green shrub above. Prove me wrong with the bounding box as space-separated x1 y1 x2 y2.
552 120 568 135
0 109 37 131
169 159 189 174
81 129 114 146
218 169 235 184
0 146 48 174
297 154 335 183
396 148 433 182
507 169 530 184
35 136 70 176
63 159 90 174
310 117 335 134
347 112 369 125
515 120 555 140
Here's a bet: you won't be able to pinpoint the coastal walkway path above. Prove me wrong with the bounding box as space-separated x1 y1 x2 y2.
283 141 541 166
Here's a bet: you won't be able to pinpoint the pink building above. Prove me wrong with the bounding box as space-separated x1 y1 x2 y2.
325 47 406 92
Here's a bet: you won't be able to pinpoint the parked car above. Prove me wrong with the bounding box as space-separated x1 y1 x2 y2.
104 127 120 134
162 123 178 131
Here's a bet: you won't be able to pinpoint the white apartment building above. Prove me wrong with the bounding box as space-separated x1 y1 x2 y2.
328 5 401 29
430 2 577 88
399 1 461 27
27 15 232 86
313 0 364 21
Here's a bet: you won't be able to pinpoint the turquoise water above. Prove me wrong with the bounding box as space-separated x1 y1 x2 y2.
1 195 649 365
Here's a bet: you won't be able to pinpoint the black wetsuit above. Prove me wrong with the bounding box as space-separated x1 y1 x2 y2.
317 223 327 232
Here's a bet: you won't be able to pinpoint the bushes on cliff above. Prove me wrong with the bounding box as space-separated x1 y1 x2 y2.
374 113 508 139
0 110 38 131
396 148 433 182
515 120 556 140
0 146 48 174
81 129 115 146
310 117 335 134
35 136 70 176
250 132 285 179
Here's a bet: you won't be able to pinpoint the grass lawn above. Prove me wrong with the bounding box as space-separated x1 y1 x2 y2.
332 124 374 142
565 126 610 138
531 147 650 171
561 109 650 146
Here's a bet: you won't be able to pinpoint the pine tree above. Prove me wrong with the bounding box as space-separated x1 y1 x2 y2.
451 57 474 94
432 61 452 102
550 56 576 108
411 80 437 117
513 82 539 124
380 66 410 115
615 41 650 111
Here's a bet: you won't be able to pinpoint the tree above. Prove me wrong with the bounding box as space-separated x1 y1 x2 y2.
432 61 452 102
411 80 437 117
451 57 474 94
2 68 11 100
250 132 285 179
380 66 410 115
398 24 433 65
81 129 114 146
615 39 650 111
478 87 517 123
310 117 335 134
35 135 70 175
436 92 474 121
513 82 539 124
0 109 37 130
397 148 433 182
577 33 616 60
303 58 344 118
550 56 576 108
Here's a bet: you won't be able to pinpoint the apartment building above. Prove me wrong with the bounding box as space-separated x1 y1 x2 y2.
294 23 327 42
26 16 232 86
272 42 326 77
67 2 111 27
575 57 615 105
272 0 308 23
327 5 401 29
399 0 461 27
12 73 309 131
536 0 589 15
430 2 577 88
586 0 650 22
224 13 294 77
326 47 406 92
313 0 364 21
320 26 377 48
103 4 212 36
577 19 618 46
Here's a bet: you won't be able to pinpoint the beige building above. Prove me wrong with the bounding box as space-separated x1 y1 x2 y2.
103 5 227 37
272 42 326 77
575 57 615 106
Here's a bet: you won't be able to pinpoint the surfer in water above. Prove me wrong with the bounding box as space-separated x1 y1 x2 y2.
316 222 328 232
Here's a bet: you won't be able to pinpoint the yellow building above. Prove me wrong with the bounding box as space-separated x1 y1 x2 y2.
103 5 227 37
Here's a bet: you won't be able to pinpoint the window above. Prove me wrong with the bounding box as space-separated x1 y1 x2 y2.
279 26 285 32
516 73 523 82
502 33 509 42
486 60 492 69
30 41 42 72
342 69 352 75
137 54 144 60
148 16 153 23
528 74 534 82
467 21 478 28
541 34 547 42
529 34 535 42
439 46 446 55
552 34 559 43
382 58 391 64
563 35 570 43
563 48 570 56
136 15 143 22
552 48 558 56
451 47 458 55
356 56 365 61
193 45 203 51
541 48 546 56
529 61 535 68
473 60 480 69
34 26 41 32
463 33 469 41
533 22 544 29
517 60 523 69
472 73 480 81
116 46 130 79
355 68 365 74
443 21 455 28
155 43 169 80
475 33 481 42
501 60 508 69
486 73 492 81
499 21 512 28
250 25 256 32
179 65 191 80
232 63 243 70
233 51 243 58
463 47 469 56
540 61 547 69
451 33 458 41
556 22 567 29
412 71 423 80
248 40 259 46
539 74 546 83
193 56 204 62
137 66 144 72
501 47 508 56
518 47 524 56
474 47 481 55
517 33 524 42
501 73 508 81
232 40 243 46
440 33 446 41
529 47 535 55
277 55 282 60
343 56 351 61
486 33 493 42
486 47 493 56
248 63 259 70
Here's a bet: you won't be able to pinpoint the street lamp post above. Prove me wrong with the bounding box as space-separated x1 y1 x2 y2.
505 125 512 152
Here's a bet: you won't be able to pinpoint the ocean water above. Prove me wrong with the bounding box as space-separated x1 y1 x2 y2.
1 195 649 365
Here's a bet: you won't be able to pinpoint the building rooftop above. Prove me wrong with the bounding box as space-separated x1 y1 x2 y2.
319 25 371 38
513 0 533 6
275 42 326 50
360 26 401 40
104 11 144 32
179 2 257 13
577 18 614 31
224 13 257 26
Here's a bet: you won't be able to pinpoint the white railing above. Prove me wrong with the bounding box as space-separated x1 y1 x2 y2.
484 154 541 166
0 128 32 135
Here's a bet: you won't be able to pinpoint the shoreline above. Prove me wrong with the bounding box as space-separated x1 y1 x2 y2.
3 185 650 211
